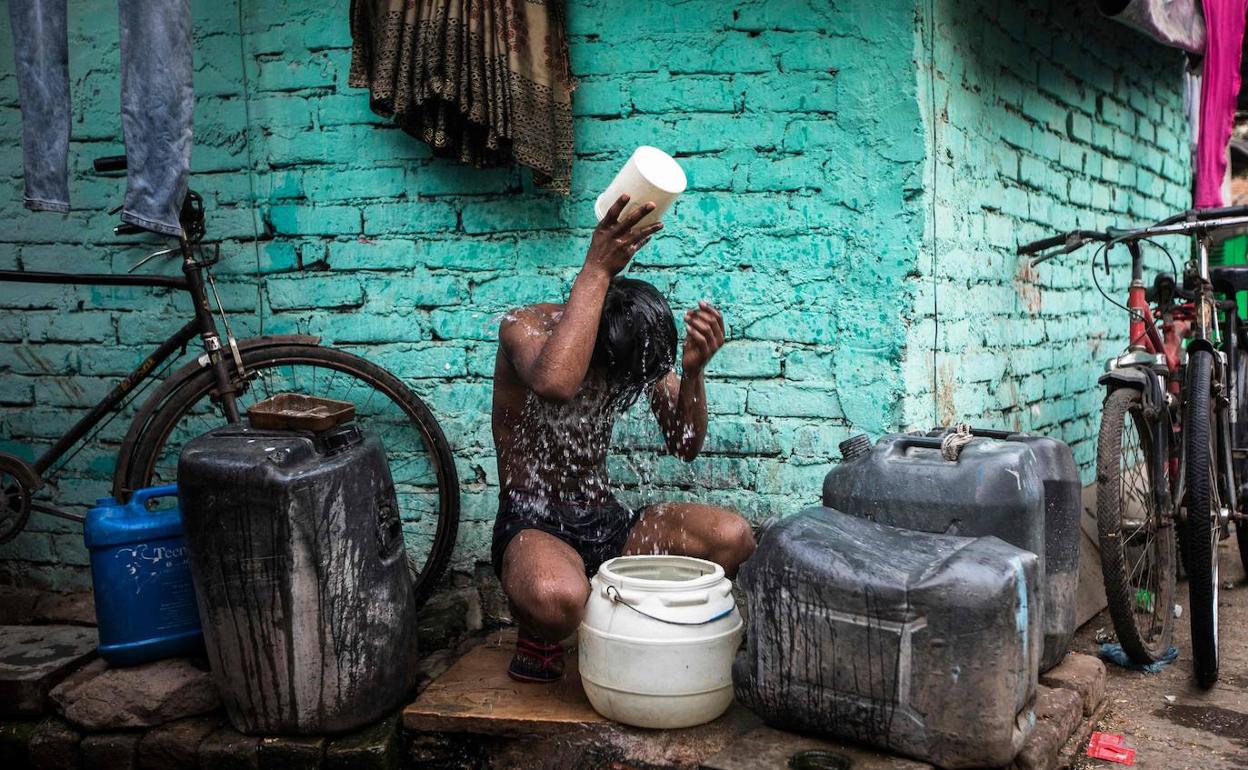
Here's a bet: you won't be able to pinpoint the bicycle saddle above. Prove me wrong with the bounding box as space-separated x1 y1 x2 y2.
1147 272 1176 302
1210 265 1248 294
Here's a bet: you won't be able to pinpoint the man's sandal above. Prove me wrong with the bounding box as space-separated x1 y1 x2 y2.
508 633 565 683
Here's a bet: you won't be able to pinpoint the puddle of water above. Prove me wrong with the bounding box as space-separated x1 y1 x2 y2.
1154 703 1248 746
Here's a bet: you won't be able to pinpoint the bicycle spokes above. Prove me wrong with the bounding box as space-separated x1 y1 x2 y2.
1119 417 1168 643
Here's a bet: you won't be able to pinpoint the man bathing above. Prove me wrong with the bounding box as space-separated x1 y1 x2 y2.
491 194 756 682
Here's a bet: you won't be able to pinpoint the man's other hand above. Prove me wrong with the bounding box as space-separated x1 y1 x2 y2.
584 194 663 278
682 301 725 375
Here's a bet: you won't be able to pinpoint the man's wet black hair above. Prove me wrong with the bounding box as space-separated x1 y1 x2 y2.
592 277 677 409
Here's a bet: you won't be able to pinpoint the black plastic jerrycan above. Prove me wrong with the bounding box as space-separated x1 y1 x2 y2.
929 427 1081 672
823 432 1063 671
734 506 1040 769
178 421 418 735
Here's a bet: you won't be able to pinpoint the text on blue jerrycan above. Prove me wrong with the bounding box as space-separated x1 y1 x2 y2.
85 484 204 666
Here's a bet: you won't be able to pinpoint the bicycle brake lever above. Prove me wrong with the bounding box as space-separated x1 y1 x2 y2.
128 247 178 273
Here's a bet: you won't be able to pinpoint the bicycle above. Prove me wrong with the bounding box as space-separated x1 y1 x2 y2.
1019 204 1248 688
0 155 460 607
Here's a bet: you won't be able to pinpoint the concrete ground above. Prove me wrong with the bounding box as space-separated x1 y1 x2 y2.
1070 535 1248 770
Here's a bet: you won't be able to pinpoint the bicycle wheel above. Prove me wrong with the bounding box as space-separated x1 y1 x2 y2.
116 344 459 608
1097 386 1176 663
1184 348 1220 688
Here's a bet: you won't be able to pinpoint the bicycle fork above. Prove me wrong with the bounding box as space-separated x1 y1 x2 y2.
179 240 242 423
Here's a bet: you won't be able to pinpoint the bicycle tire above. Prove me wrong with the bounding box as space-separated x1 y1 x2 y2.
115 344 460 608
1184 348 1220 688
1096 386 1176 663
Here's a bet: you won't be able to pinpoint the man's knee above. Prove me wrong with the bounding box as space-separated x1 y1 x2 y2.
712 515 756 577
515 574 589 639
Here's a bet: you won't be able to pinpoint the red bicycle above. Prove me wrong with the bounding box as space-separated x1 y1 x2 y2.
1020 205 1248 688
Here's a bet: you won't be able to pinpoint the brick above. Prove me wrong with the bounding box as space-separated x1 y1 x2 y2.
138 717 222 770
1038 652 1106 716
1010 685 1082 770
28 718 81 770
256 53 336 92
711 342 781 378
199 726 259 770
361 272 465 308
361 202 457 234
459 199 565 234
268 275 364 310
363 344 468 379
322 312 431 344
747 383 841 418
268 204 360 236
327 239 416 270
256 736 325 770
0 720 38 767
631 75 736 114
324 714 399 770
81 732 140 770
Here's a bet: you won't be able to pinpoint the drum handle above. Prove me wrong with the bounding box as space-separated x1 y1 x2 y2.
604 585 735 626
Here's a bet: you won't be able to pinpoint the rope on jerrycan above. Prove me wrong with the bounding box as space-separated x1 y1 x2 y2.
940 422 974 461
604 584 736 626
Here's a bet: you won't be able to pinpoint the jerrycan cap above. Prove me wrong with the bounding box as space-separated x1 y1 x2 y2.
319 423 363 455
838 434 871 462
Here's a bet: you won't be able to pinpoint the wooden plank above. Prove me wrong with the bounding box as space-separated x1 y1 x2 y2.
403 629 606 736
1076 483 1109 627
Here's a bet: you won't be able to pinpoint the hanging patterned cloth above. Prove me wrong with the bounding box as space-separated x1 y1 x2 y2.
349 0 575 193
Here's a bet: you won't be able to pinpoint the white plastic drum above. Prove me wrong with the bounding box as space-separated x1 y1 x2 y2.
594 146 687 230
579 555 742 729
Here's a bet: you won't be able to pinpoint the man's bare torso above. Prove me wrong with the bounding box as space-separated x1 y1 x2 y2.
492 304 622 506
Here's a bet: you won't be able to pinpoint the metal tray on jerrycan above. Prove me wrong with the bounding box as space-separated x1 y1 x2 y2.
246 392 355 432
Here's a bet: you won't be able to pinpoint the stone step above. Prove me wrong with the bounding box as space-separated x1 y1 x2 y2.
0 625 97 717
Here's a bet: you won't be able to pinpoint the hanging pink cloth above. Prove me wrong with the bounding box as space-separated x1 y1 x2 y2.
1195 0 1248 207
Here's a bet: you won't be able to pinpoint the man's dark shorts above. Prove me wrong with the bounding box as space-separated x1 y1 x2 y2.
491 493 642 579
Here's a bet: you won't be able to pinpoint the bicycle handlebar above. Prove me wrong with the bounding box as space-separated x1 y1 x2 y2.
1017 229 1108 260
1153 204 1248 227
1019 206 1248 260
1016 233 1069 256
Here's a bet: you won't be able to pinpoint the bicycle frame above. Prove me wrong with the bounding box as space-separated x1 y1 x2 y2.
0 241 242 485
1117 232 1242 525
1124 242 1188 386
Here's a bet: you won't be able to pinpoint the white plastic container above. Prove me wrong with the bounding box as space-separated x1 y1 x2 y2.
594 146 687 230
579 555 741 729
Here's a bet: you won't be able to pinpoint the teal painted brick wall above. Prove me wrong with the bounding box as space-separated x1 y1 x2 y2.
0 0 924 589
903 0 1191 483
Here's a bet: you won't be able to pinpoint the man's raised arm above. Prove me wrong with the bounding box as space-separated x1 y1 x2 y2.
499 194 662 403
651 302 725 460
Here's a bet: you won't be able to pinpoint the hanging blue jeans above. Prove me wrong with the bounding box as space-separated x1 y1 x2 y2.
8 0 193 237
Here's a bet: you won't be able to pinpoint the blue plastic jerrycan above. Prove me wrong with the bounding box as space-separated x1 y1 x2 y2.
85 484 204 666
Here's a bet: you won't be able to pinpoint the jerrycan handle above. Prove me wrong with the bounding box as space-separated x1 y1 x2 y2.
129 484 179 510
931 425 1012 440
891 434 972 462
